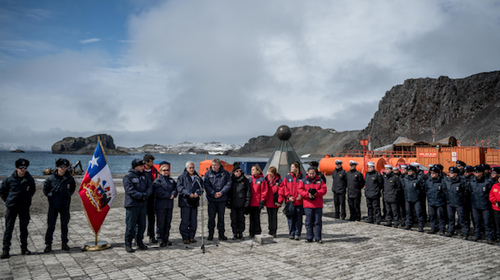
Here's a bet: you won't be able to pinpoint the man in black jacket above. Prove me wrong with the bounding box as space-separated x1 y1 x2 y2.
332 160 347 220
364 162 383 224
346 161 364 222
43 158 76 253
1 159 36 259
383 165 402 228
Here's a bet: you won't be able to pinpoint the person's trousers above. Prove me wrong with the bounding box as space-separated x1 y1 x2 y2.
248 206 262 236
333 192 346 219
208 201 226 236
447 205 468 235
366 197 381 223
428 205 446 231
3 208 30 250
472 208 494 239
146 195 155 238
385 202 400 226
398 192 406 224
287 205 303 237
125 205 147 246
405 200 424 228
179 206 198 240
493 210 500 241
45 206 70 245
304 208 323 241
230 207 245 235
267 208 279 235
348 197 361 221
156 208 173 242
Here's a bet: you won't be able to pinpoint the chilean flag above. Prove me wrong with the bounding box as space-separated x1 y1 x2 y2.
78 142 117 235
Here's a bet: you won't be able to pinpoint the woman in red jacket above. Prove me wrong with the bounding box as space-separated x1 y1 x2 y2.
279 161 304 240
488 166 500 245
298 167 327 243
265 166 282 237
248 164 268 237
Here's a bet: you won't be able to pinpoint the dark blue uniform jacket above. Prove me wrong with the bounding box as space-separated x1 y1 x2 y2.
43 170 76 209
153 174 177 209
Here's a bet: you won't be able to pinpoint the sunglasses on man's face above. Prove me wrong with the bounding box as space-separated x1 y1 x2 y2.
18 166 27 170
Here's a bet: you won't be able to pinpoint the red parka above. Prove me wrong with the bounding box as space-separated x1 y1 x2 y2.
489 182 500 211
265 173 282 208
298 175 327 208
250 175 268 207
279 172 304 206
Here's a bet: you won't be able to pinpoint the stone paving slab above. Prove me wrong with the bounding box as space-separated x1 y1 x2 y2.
2 200 500 280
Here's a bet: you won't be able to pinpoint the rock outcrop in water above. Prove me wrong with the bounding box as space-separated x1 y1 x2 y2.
51 134 129 155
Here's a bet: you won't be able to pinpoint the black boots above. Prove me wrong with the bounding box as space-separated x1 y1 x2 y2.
44 244 52 253
1 249 9 259
62 243 70 251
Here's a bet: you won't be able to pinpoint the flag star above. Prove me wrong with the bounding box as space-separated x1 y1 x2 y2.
89 156 99 169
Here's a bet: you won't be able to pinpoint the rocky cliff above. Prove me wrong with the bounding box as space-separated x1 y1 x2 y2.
230 126 360 158
51 134 129 155
357 71 500 149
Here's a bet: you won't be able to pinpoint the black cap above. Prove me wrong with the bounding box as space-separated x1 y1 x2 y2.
449 166 459 174
436 164 444 171
15 158 30 168
464 166 473 172
430 166 441 173
491 166 500 174
456 160 466 167
131 159 145 168
483 164 491 170
474 165 485 173
56 158 70 167
407 165 417 172
232 162 242 173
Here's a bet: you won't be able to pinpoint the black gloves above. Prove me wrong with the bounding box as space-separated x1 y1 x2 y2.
259 200 265 210
141 192 148 201
308 188 317 200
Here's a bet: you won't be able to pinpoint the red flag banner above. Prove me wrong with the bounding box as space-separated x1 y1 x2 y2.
78 141 117 235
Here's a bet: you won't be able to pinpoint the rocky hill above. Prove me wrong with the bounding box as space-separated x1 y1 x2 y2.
357 71 500 149
52 134 129 155
229 126 360 158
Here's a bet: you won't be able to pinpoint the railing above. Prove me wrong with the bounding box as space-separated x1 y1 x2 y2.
335 150 417 158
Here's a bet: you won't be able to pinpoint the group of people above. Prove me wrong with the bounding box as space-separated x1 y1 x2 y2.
1 158 76 259
331 159 500 244
3 155 499 259
123 157 328 253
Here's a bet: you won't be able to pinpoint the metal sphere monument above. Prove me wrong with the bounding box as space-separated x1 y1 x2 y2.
276 125 292 141
263 125 305 177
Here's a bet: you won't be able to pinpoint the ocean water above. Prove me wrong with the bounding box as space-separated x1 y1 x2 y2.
0 151 268 176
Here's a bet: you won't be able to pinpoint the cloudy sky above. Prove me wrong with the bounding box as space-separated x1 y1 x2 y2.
1 0 499 150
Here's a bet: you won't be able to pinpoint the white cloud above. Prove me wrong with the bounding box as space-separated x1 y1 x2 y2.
79 38 101 44
1 0 500 149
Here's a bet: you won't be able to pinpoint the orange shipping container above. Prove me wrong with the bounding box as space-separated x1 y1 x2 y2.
416 147 488 172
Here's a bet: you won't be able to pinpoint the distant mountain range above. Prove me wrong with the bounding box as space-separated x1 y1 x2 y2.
119 141 242 155
0 143 47 152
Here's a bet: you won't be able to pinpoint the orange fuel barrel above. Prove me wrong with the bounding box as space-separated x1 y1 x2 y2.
319 157 387 175
198 159 233 177
406 158 418 164
386 157 406 167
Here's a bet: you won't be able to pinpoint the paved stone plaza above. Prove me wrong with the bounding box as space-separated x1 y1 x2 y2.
2 197 500 280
